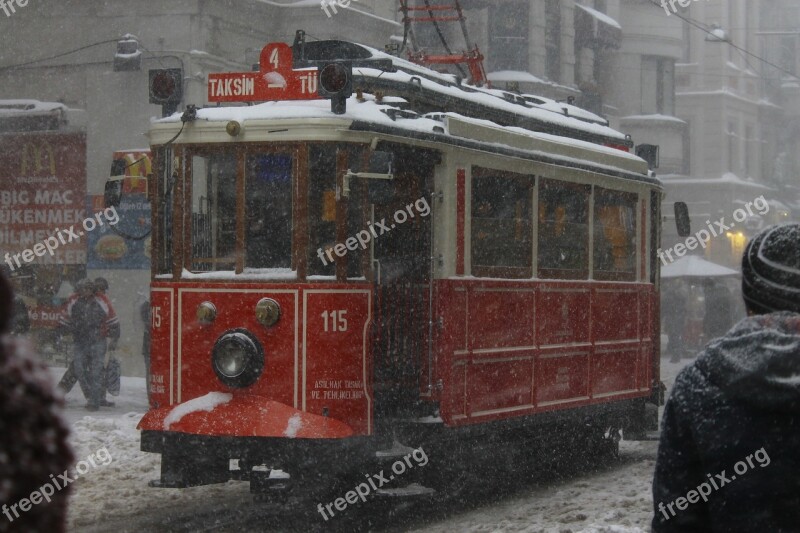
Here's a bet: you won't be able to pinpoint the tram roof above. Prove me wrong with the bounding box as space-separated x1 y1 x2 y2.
152 93 654 179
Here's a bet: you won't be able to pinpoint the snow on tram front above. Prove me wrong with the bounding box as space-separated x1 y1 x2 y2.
116 32 672 502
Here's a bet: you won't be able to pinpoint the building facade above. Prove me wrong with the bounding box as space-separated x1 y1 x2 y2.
663 0 795 268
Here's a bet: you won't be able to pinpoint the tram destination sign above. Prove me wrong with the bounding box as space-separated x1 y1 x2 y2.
208 42 319 103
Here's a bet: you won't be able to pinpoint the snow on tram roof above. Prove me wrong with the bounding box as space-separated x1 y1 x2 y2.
154 94 645 175
162 39 629 143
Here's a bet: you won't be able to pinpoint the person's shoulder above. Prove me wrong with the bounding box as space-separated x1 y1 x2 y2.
668 357 717 409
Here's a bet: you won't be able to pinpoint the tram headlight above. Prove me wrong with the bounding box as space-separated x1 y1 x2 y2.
211 329 264 388
255 298 281 327
196 301 217 325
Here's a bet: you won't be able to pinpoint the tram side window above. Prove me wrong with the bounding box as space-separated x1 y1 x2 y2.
190 153 237 271
537 179 590 279
245 153 293 269
471 168 533 278
593 188 638 281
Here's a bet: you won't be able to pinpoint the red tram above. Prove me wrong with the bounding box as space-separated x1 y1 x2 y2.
122 34 668 499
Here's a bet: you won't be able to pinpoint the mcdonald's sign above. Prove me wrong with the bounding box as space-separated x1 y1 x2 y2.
20 142 56 176
115 150 152 194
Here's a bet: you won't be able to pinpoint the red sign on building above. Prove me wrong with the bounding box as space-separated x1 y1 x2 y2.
208 43 319 103
0 131 87 266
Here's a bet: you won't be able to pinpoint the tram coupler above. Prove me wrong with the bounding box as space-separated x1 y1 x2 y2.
250 466 292 502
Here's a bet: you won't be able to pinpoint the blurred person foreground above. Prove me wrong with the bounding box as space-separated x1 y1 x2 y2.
0 270 73 532
653 223 800 532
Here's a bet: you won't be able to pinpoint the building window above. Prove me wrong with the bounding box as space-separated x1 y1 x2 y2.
545 0 562 82
780 36 797 76
683 119 692 175
641 56 675 115
488 1 529 72
728 121 737 174
745 124 755 178
471 168 533 278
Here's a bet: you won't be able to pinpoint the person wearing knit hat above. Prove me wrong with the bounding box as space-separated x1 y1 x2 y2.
653 223 800 532
0 270 73 532
741 223 800 314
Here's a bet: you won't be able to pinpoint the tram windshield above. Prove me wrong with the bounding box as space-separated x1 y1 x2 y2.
154 143 368 280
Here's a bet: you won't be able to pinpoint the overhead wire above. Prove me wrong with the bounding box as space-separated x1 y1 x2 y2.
646 0 800 81
0 38 120 71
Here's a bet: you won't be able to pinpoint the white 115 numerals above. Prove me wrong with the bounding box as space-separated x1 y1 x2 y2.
321 310 347 332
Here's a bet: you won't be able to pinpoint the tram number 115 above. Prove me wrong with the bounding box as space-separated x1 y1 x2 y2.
321 310 347 332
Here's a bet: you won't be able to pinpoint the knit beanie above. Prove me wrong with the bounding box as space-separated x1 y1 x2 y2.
741 223 800 314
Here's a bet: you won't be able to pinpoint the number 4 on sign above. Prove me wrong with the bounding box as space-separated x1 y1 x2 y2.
269 47 280 69
321 310 348 332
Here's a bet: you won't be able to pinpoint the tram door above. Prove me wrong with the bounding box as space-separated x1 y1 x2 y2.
371 148 435 418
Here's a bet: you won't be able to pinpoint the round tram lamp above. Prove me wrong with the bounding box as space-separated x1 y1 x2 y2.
317 62 353 115
148 68 184 117
196 301 217 325
255 298 281 327
211 330 264 388
151 72 177 101
320 64 349 94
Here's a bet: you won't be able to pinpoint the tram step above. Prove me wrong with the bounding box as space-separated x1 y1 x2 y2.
375 440 417 459
374 483 436 498
250 467 292 495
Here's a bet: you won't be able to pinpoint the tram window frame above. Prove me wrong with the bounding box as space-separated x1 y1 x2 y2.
470 167 534 279
537 179 590 280
593 188 638 282
307 144 367 280
153 146 174 276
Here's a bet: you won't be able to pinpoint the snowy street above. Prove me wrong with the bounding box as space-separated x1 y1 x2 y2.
58 354 690 533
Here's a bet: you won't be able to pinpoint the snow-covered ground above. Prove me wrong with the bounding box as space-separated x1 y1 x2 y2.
51 354 694 532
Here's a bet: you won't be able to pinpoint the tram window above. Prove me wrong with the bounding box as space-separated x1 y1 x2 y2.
190 153 237 271
308 145 366 279
155 147 174 275
471 168 533 278
537 179 590 279
308 145 336 277
245 153 293 269
593 188 638 281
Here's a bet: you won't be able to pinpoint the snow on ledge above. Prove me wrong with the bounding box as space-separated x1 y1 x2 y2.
163 392 232 429
621 114 686 125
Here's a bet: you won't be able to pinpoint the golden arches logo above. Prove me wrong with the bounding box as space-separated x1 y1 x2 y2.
123 153 152 178
20 143 56 175
122 152 151 193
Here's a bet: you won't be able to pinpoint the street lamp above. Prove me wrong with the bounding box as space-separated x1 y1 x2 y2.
704 24 729 43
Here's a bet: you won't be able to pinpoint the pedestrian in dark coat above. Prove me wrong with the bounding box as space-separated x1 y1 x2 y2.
0 266 30 336
662 280 687 363
702 278 734 341
56 279 120 411
0 271 73 533
652 223 800 532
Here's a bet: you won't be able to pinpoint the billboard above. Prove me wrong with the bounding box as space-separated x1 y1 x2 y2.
0 131 87 267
